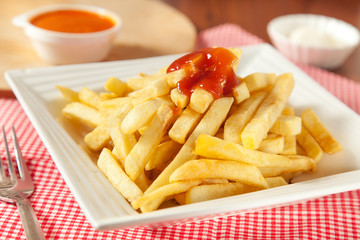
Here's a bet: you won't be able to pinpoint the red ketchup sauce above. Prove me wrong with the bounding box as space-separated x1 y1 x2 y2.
167 47 240 99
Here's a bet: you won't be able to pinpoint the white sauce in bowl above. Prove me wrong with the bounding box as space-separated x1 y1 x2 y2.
289 26 345 48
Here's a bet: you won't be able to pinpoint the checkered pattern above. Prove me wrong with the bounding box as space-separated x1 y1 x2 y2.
1 23 359 239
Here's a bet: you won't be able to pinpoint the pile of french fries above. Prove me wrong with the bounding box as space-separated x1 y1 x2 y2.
57 47 342 213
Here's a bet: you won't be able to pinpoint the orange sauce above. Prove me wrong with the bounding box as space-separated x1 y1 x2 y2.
30 10 115 33
167 47 240 99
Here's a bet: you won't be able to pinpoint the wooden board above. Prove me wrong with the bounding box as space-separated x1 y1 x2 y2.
0 0 197 92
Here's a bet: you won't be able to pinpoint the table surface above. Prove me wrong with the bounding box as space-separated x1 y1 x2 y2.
2 0 359 99
0 0 197 97
162 0 360 83
1 1 360 238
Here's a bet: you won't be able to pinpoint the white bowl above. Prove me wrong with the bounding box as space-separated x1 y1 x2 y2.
13 4 122 65
267 14 360 69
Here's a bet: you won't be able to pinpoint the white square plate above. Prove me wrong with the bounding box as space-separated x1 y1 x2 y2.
5 44 360 230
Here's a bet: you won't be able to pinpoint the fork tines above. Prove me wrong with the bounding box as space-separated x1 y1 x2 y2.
1 126 26 184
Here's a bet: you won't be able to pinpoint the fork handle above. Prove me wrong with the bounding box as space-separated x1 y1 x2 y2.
16 197 46 240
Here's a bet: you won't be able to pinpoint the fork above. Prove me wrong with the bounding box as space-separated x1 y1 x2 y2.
0 126 45 240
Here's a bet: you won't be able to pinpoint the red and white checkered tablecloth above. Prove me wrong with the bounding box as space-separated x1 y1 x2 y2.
1 24 359 239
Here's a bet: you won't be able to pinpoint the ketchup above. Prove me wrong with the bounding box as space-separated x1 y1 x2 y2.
167 47 240 99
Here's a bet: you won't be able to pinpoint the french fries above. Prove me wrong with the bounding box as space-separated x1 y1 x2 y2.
56 85 79 102
224 91 267 143
105 77 128 97
301 108 342 154
169 107 202 144
132 179 201 212
169 159 269 189
79 87 102 109
125 104 174 181
145 97 234 193
189 88 214 113
195 134 316 173
121 98 164 134
241 72 276 92
62 102 104 129
176 182 258 205
97 148 143 203
58 46 342 213
241 73 295 149
296 126 324 163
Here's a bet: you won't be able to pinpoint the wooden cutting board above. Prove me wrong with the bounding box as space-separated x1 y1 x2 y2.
0 0 197 93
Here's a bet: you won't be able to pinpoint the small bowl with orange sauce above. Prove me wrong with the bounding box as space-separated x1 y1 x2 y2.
13 4 122 64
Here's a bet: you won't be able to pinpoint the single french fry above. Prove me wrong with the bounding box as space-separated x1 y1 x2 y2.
169 159 269 189
62 102 104 129
280 106 297 155
228 47 243 71
127 69 187 90
126 72 160 90
145 140 181 171
132 179 202 212
301 108 342 154
165 69 187 88
170 88 189 109
180 182 258 204
100 96 133 108
104 77 128 97
121 99 163 134
169 107 203 144
128 78 170 101
258 134 285 154
189 88 214 113
232 82 250 104
241 73 295 149
97 148 143 203
259 155 316 177
78 87 102 109
145 97 234 194
296 126 324 163
125 104 174 181
84 123 111 151
195 134 316 172
56 85 79 102
270 115 302 136
224 91 267 143
241 72 277 92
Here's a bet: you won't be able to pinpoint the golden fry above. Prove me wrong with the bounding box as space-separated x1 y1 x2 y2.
301 108 342 154
145 97 234 194
169 159 269 189
241 73 295 149
125 104 174 181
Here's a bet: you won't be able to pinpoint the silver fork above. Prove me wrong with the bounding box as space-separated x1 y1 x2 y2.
0 126 45 240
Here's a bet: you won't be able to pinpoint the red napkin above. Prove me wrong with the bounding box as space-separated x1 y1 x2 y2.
0 24 359 239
